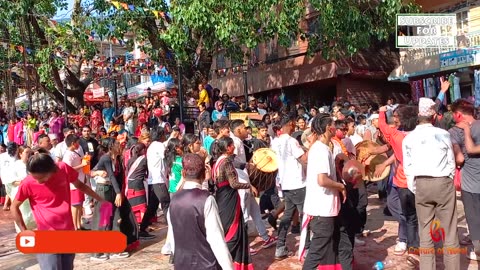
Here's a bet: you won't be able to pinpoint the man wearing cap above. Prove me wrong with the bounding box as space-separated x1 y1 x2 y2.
246 96 258 113
257 98 267 115
402 98 459 270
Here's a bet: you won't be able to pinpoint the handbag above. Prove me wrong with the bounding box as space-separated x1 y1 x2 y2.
454 167 462 191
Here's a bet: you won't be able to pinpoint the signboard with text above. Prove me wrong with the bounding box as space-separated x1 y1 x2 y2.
397 14 456 48
440 49 480 71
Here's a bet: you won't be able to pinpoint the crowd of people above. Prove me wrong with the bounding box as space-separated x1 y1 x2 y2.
0 78 479 270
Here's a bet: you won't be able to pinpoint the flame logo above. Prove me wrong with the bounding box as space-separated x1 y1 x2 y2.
430 219 445 243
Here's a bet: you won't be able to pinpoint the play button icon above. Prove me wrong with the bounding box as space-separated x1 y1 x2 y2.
19 236 35 247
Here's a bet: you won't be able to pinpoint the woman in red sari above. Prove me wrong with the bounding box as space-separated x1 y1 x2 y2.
211 136 253 270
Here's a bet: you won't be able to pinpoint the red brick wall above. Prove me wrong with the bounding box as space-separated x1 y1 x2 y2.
336 76 411 106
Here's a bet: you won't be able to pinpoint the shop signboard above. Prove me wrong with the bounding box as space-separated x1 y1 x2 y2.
440 49 480 71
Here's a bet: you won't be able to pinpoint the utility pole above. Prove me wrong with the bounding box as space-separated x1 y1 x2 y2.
177 63 184 123
63 87 68 123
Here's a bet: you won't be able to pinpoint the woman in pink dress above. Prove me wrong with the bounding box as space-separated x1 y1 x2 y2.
49 111 63 141
14 118 24 146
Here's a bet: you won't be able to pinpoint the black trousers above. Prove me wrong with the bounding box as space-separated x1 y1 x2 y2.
338 225 355 270
276 187 305 248
259 186 283 214
356 181 368 232
140 183 170 232
398 187 419 249
302 216 340 270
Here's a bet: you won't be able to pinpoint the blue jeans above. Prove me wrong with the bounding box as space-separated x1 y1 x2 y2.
36 253 75 270
387 184 408 243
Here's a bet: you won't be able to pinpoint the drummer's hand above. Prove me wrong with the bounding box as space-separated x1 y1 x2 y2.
251 186 259 197
339 184 347 203
374 163 386 178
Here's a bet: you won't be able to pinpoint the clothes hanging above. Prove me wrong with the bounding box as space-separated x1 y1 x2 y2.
474 70 480 107
448 74 455 102
409 80 424 103
453 76 461 102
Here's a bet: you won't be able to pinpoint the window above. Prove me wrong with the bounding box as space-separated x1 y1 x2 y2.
216 53 226 69
457 10 469 34
250 46 260 66
266 39 278 61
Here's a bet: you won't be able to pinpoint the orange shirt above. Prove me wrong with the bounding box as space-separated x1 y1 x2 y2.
378 112 408 188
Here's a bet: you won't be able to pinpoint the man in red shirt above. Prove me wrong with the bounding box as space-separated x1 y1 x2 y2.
11 149 107 270
378 104 420 267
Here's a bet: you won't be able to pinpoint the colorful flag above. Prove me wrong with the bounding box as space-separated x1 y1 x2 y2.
111 1 120 9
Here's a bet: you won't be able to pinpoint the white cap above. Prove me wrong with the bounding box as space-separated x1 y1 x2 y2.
418 97 436 117
369 114 379 120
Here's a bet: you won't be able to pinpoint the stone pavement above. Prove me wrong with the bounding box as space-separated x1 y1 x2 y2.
0 189 479 270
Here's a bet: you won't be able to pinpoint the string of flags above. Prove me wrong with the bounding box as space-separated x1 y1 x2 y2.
0 42 34 54
109 0 167 19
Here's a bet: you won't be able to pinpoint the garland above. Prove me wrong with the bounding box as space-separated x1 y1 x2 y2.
331 137 348 156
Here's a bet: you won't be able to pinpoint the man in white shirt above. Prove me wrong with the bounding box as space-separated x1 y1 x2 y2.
167 153 233 270
54 127 76 162
302 114 346 269
271 114 308 259
403 98 459 270
140 127 169 240
123 100 135 135
230 120 277 252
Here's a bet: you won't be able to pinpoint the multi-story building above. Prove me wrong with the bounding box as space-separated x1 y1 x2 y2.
209 4 411 107
389 0 480 105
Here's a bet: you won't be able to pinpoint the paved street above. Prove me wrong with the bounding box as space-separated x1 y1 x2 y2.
1 188 479 270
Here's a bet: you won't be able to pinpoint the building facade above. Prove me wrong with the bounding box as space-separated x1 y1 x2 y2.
389 0 480 106
209 5 411 108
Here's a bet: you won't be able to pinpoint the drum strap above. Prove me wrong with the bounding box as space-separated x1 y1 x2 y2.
212 155 227 183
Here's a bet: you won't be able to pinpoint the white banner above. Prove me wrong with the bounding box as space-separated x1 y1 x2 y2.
92 87 105 98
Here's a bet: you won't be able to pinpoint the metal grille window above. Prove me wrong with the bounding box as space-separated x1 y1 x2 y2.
457 10 469 34
216 53 226 69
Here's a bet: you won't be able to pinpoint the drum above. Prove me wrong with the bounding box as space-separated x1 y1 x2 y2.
355 141 391 182
247 148 278 192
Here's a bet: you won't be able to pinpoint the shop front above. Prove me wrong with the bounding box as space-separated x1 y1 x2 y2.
390 48 480 106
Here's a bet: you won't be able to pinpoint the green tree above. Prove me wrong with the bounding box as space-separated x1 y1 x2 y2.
88 0 418 87
1 0 97 111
